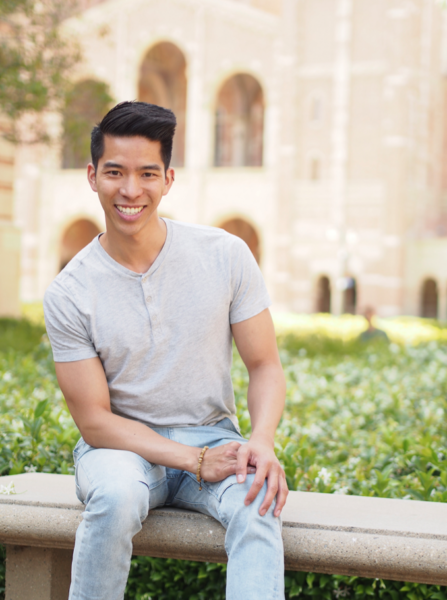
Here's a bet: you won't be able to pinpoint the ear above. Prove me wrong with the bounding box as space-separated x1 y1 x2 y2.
162 167 175 196
87 163 97 192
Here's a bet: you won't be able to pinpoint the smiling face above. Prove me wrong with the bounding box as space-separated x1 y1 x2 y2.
87 135 174 239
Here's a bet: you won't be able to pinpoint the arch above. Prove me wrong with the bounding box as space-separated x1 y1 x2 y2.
60 219 101 271
421 278 438 318
218 217 261 263
342 277 357 314
214 73 264 167
316 275 331 313
62 79 113 169
138 42 187 167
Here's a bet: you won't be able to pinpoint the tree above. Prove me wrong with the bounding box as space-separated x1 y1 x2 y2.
62 79 113 168
0 0 82 143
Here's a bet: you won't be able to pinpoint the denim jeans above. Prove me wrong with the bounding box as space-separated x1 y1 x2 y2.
69 418 284 600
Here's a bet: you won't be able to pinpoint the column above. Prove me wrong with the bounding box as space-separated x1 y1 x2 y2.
330 0 353 316
0 126 20 317
5 546 72 600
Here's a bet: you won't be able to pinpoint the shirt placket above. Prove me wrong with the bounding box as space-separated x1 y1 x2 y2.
141 275 163 341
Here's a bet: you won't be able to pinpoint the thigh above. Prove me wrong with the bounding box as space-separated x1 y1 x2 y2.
74 438 168 510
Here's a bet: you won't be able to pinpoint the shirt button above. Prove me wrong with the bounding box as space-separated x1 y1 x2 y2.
146 296 152 302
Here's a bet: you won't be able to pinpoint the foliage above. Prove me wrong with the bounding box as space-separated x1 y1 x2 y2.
0 317 45 353
0 0 81 143
125 557 227 600
62 78 113 168
0 334 78 476
2 314 447 598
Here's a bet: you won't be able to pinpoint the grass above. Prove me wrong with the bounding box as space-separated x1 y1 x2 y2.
2 312 447 598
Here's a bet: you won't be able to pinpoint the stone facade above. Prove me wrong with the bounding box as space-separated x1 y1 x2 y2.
10 0 447 317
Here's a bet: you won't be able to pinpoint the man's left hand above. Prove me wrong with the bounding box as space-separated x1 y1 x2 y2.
235 434 289 518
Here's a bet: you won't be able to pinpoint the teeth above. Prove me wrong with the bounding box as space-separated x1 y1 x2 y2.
117 206 143 215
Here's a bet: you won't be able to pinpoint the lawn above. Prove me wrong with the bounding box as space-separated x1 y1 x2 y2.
1 312 447 599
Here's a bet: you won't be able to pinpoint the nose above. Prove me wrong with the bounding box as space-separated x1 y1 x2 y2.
119 174 143 201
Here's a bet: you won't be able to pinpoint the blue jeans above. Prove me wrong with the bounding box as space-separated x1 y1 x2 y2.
69 418 284 600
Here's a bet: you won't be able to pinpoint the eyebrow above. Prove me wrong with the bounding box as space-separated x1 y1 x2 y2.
102 161 162 171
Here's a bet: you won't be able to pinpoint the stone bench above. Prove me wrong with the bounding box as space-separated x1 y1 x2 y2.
1 473 447 599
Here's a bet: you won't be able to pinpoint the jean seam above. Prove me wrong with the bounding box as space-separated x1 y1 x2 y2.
75 460 92 502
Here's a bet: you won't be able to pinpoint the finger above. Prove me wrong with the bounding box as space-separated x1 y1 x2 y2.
225 442 241 458
236 444 250 483
244 463 269 505
247 466 256 474
274 472 289 517
259 467 280 516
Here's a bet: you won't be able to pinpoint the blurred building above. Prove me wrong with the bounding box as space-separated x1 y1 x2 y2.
0 126 20 317
11 0 447 317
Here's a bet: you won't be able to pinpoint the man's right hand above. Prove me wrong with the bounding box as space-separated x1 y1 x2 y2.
200 442 256 482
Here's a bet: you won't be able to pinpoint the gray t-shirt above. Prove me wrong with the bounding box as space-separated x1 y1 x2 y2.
43 219 271 428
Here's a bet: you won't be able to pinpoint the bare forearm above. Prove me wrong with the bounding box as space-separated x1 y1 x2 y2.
80 410 200 472
246 362 286 444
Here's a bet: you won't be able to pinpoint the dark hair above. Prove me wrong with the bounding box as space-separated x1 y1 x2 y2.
90 101 177 172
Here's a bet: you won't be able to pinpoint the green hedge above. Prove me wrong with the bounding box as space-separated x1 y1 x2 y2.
1 317 447 599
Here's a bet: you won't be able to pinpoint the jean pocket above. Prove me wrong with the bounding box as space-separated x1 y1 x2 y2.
72 437 93 465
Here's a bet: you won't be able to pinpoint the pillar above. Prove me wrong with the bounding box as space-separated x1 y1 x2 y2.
0 128 20 317
5 546 72 600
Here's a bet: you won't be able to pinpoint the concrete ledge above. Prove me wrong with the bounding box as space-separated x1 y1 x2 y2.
1 473 447 587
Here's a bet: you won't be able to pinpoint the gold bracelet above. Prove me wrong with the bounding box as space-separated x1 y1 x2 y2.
196 446 209 491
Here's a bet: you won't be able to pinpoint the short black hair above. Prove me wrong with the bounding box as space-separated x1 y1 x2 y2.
90 101 177 172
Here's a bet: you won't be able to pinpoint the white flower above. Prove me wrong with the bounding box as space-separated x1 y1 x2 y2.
0 482 18 495
317 467 331 485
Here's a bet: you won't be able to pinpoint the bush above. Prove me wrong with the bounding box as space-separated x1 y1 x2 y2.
2 316 447 599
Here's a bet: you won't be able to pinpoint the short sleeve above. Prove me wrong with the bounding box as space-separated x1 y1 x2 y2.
43 284 98 362
229 236 271 324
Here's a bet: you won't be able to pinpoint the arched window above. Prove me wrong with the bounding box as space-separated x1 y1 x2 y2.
62 79 113 169
138 42 187 167
316 276 331 313
214 74 264 167
343 277 357 314
60 219 101 271
421 278 438 318
218 218 260 263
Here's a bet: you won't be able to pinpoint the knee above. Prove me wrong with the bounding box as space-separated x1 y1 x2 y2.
219 476 278 527
86 478 149 523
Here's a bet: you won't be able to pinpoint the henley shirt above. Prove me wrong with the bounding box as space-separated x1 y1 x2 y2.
43 218 271 428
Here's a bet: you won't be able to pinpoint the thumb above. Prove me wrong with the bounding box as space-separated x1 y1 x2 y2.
236 445 249 483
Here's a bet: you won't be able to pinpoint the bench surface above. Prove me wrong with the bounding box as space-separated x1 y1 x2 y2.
1 473 447 584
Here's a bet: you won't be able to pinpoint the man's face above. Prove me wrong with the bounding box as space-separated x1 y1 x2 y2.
87 135 174 237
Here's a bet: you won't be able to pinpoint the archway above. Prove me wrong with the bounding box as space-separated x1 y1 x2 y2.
214 74 264 167
342 277 357 314
62 79 113 169
316 276 331 313
421 278 438 318
218 218 260 263
60 219 101 270
138 42 187 167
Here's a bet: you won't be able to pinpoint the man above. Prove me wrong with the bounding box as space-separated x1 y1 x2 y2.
358 306 389 343
44 101 288 600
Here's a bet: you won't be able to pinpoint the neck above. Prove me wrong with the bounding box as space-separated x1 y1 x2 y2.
100 214 167 274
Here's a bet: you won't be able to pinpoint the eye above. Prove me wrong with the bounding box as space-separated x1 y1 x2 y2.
106 170 121 176
142 172 154 178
